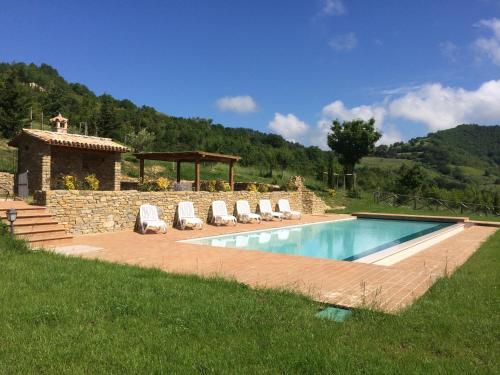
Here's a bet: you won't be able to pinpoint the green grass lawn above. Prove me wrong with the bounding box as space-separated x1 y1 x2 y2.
0 229 499 373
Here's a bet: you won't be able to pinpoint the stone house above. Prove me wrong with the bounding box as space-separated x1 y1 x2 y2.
8 114 129 194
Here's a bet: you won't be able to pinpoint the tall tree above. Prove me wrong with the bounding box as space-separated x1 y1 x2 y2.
0 71 29 137
96 94 119 137
327 118 381 187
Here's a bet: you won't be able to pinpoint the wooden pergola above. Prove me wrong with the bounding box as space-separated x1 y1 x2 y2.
133 151 241 191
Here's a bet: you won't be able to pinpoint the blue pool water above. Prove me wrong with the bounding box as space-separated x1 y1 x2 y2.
184 218 452 261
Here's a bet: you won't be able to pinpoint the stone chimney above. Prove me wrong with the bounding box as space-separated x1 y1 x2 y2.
49 113 69 134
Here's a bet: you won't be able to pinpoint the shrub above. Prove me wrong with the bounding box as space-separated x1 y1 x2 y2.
258 183 269 193
137 180 153 192
84 174 100 191
62 175 76 190
247 183 258 192
155 177 170 191
347 188 361 198
207 180 216 192
215 179 228 192
328 188 336 197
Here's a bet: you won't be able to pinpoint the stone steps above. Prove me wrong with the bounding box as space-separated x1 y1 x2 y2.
0 201 72 248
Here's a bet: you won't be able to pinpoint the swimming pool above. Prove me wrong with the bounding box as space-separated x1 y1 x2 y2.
183 218 454 261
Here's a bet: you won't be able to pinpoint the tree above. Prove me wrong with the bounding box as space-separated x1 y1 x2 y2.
397 164 427 194
97 94 118 137
327 118 381 186
127 128 155 152
0 71 29 137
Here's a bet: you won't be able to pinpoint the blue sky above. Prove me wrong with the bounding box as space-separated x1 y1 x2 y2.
1 0 499 148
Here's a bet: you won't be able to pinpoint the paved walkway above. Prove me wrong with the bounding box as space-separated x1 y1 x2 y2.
63 214 496 313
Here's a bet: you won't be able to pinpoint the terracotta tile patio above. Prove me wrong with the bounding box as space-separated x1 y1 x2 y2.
61 214 496 313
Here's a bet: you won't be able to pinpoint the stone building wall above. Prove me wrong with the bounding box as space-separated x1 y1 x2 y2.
16 135 51 193
34 189 327 235
50 146 121 191
0 172 14 195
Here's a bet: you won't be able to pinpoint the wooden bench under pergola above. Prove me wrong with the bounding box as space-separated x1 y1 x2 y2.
133 151 241 191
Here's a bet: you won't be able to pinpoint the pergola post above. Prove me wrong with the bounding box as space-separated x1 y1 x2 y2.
194 159 200 191
139 158 145 182
229 160 234 191
176 161 181 183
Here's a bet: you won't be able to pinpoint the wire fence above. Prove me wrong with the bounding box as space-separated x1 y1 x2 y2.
373 190 500 217
0 149 17 174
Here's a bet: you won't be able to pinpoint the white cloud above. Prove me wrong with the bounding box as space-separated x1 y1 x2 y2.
216 95 257 114
321 100 386 127
304 80 500 149
268 113 310 142
329 32 357 51
474 18 500 65
389 80 500 131
439 41 459 62
321 0 346 16
378 125 403 145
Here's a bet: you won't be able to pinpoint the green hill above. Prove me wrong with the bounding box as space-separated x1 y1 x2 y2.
0 62 329 184
0 61 499 194
373 125 500 189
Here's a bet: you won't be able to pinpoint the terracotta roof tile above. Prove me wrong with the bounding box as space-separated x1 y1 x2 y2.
9 129 130 153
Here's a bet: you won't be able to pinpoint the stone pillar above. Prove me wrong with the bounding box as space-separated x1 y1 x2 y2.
40 145 51 191
113 152 122 191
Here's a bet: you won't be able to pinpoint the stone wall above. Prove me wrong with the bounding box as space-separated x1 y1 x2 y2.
16 135 51 193
50 146 121 191
0 172 14 195
34 188 327 235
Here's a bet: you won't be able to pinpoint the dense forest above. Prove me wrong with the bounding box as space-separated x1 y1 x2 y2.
0 62 498 200
0 62 328 179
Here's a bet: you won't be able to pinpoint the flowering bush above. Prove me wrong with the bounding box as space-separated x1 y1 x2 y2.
62 175 76 190
155 177 170 191
328 188 336 197
84 174 100 191
247 183 258 192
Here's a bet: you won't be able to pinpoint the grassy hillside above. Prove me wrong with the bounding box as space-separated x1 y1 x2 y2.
374 125 500 189
1 62 498 196
0 62 329 182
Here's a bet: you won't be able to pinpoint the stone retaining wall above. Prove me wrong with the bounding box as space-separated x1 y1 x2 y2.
0 172 14 195
34 189 327 235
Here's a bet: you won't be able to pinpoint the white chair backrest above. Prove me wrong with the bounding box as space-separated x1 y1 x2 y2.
178 201 195 219
259 199 272 213
236 200 251 215
140 204 160 222
278 199 291 212
212 200 228 217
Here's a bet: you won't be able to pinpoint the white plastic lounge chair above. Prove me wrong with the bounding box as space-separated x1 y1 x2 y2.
236 200 261 223
139 204 167 234
211 200 237 226
177 201 203 230
278 199 301 220
258 199 283 221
